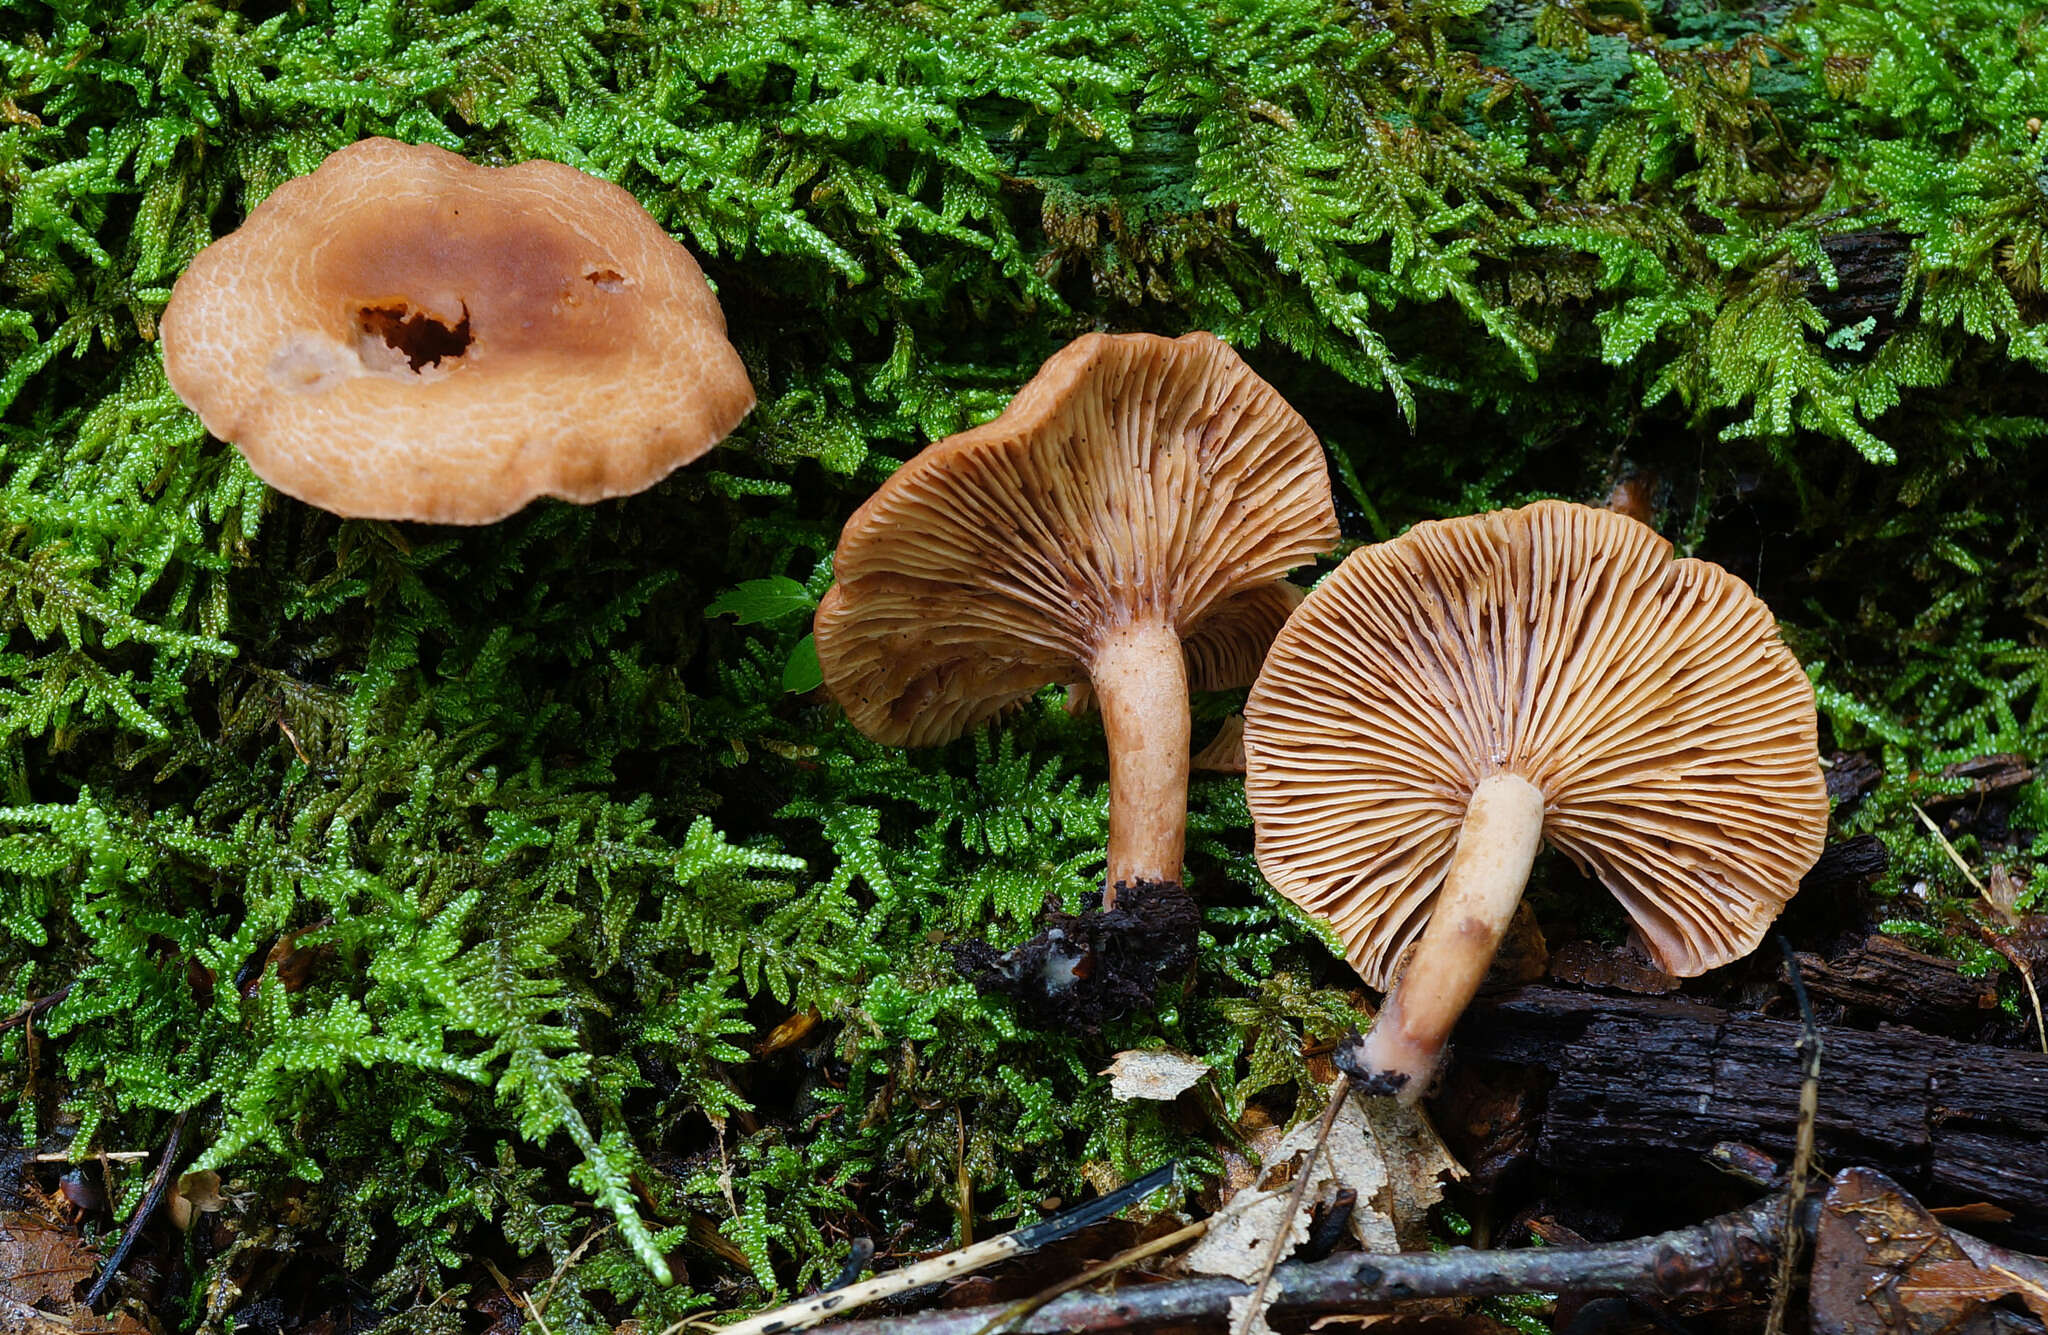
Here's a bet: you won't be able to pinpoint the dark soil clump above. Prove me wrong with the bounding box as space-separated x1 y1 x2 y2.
953 879 1199 1034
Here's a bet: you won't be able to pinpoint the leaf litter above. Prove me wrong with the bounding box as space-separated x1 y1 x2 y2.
1185 1084 1466 1334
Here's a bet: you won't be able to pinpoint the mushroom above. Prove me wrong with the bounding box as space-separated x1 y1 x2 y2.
815 331 1338 902
160 137 754 524
1190 715 1248 775
1243 499 1829 1101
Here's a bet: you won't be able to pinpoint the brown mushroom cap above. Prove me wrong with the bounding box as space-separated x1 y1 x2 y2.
1244 499 1829 986
160 137 754 524
816 332 1336 745
1190 715 1248 774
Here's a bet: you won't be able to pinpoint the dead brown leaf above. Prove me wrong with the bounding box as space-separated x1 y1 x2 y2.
0 1209 89 1306
1811 1166 2048 1334
1102 1049 1210 1102
1986 865 2028 925
1186 1086 1465 1283
756 1007 820 1056
1929 1203 2017 1227
1 1187 150 1334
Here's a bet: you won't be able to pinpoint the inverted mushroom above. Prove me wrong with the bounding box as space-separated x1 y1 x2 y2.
1243 499 1829 1101
815 331 1338 902
160 136 754 524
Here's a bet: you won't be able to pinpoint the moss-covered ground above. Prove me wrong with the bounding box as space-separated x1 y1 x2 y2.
3 0 2047 1329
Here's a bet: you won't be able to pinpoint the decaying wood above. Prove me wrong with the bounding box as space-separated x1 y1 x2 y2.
1925 754 2038 811
1800 834 1891 893
1454 988 2048 1224
1794 935 2002 1033
811 1166 2048 1335
1805 229 1914 351
821 1195 1796 1335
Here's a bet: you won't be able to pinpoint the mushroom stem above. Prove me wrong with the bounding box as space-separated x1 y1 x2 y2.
1091 617 1192 904
1356 772 1546 1103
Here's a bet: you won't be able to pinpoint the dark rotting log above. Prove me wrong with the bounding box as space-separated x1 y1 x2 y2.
1804 228 1914 354
1453 988 2048 1231
1794 935 2002 1033
1798 834 1890 894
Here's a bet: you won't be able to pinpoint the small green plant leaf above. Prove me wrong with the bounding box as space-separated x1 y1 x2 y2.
708 577 816 625
782 633 824 693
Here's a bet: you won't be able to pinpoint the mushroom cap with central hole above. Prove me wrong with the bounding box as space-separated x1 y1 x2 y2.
160 137 754 524
1244 499 1829 988
816 332 1335 746
815 331 1338 892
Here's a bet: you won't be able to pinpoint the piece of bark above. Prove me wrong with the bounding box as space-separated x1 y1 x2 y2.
1454 988 2048 1229
816 1187 2047 1335
1549 939 1678 994
1800 835 1890 895
1804 229 1913 353
1925 754 2037 810
1794 935 2001 1032
1825 752 1884 804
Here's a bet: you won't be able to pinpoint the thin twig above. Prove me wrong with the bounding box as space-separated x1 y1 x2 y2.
31 1151 148 1163
1912 801 1988 893
955 1103 973 1248
485 1257 555 1335
1236 1073 1351 1335
533 1223 611 1320
972 1218 1210 1335
1766 937 1822 1335
702 1165 1177 1335
0 985 72 1036
820 1194 1805 1335
83 1108 189 1306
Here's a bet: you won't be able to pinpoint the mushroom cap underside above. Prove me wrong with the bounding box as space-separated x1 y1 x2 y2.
816 332 1338 745
1244 498 1829 986
821 576 1304 747
161 136 755 524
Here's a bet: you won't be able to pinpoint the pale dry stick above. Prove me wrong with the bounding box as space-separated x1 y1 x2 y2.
693 1164 1177 1335
484 1257 556 1335
1764 937 1823 1335
32 1151 148 1162
3 1295 79 1333
820 1193 1818 1335
1235 1073 1353 1335
971 1217 1211 1335
533 1223 612 1323
1911 802 2048 1053
83 1107 189 1306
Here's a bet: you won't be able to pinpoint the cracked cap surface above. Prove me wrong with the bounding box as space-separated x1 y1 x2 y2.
161 137 754 524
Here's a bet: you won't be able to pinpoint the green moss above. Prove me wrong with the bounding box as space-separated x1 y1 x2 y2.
3 0 2048 1326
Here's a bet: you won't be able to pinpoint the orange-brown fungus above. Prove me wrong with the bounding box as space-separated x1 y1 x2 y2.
161 137 754 524
1245 500 1829 1097
1247 499 1830 988
815 331 1338 893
